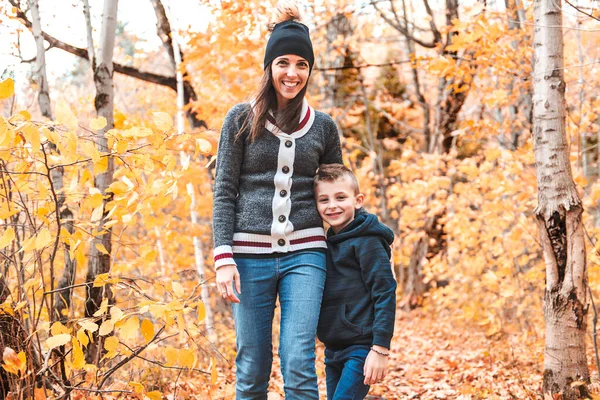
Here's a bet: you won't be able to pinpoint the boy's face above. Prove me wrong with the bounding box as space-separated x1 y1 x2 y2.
315 177 364 234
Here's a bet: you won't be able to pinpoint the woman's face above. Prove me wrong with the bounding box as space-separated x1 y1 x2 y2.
271 54 310 110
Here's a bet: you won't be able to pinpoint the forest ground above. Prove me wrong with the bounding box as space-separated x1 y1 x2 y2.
208 305 600 400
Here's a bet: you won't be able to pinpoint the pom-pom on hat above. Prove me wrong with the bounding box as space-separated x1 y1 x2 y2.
263 20 315 72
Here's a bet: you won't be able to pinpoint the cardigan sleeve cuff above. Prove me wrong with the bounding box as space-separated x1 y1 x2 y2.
214 245 236 269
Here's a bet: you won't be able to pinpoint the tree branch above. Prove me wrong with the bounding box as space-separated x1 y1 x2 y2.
370 0 437 48
11 1 177 91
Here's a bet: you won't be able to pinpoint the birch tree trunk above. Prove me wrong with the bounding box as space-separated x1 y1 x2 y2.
85 0 119 364
533 0 590 396
28 0 77 324
29 0 51 119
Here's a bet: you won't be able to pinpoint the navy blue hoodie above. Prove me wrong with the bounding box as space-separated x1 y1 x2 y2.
317 209 396 350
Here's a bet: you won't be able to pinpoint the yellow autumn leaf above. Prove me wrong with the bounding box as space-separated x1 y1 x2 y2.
90 116 107 130
0 78 14 99
145 391 163 400
171 281 184 298
118 316 139 341
153 112 173 131
46 333 71 349
94 156 108 175
78 320 98 333
35 228 53 250
122 127 154 138
0 228 15 250
71 337 85 370
95 243 109 255
110 306 124 321
128 381 145 394
165 347 178 366
104 336 119 352
40 126 60 145
197 301 206 323
116 140 128 154
81 141 101 164
18 236 36 253
50 321 69 336
56 100 78 130
141 319 154 343
211 356 218 385
0 209 18 220
179 349 196 368
22 123 41 152
77 329 89 348
2 347 26 376
196 138 212 154
93 273 110 287
93 298 109 317
98 320 115 336
19 110 31 120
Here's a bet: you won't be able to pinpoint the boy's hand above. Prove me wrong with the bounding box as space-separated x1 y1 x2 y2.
216 264 241 303
363 345 389 385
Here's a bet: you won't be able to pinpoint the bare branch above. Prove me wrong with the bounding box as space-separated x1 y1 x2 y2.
370 0 437 48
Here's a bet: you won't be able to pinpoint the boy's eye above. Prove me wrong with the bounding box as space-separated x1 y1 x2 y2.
337 196 346 200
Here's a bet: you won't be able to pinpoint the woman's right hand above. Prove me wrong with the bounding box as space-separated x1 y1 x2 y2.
216 264 241 303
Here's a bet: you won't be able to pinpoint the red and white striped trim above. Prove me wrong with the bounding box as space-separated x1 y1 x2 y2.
213 228 327 269
265 99 315 138
233 227 327 254
214 245 235 269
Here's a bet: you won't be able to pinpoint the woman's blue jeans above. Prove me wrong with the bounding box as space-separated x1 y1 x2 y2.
325 345 371 400
232 250 326 400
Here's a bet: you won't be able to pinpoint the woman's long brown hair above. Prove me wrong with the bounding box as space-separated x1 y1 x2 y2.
237 63 308 142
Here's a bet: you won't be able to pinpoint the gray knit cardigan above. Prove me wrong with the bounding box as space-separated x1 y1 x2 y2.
212 99 343 268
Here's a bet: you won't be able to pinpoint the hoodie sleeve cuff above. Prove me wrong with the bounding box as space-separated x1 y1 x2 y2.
372 334 392 350
214 245 236 269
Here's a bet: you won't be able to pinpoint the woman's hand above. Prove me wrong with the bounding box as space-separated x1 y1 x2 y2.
363 345 389 385
216 264 241 303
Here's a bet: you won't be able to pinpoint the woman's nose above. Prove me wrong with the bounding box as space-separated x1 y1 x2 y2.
286 66 298 77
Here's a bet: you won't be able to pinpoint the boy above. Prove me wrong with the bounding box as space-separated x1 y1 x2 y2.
314 164 397 400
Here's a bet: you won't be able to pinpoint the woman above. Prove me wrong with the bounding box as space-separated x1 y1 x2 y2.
213 4 343 399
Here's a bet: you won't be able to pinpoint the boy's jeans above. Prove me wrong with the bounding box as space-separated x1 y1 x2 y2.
325 345 371 400
232 250 326 400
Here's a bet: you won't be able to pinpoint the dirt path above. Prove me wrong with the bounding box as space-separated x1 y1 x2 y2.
215 308 579 399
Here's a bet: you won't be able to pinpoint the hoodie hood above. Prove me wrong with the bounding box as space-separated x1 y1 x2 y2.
327 208 394 246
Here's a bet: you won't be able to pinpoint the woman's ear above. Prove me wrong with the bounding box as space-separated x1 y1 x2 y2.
355 193 365 209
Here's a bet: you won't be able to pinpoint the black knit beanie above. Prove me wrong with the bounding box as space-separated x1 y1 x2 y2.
264 20 315 71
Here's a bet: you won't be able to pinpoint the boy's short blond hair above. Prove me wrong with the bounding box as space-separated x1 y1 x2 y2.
314 164 360 195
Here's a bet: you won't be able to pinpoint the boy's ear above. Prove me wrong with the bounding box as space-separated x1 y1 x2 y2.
355 193 364 209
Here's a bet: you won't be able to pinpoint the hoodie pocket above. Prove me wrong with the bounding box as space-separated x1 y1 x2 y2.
340 304 364 336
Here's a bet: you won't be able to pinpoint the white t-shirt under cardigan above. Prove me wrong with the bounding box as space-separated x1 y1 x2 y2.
212 99 343 269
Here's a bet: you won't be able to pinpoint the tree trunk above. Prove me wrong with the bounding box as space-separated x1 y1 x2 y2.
10 0 207 128
533 0 590 395
29 0 51 119
85 0 119 364
150 0 206 129
504 0 533 149
29 0 77 324
320 13 353 111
